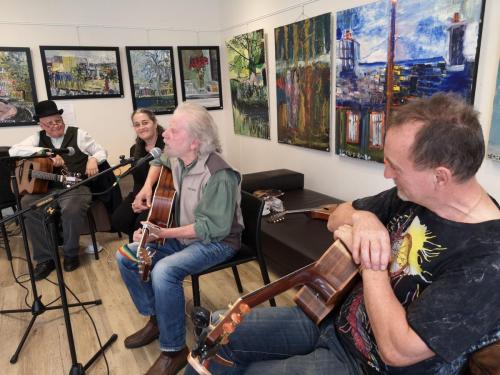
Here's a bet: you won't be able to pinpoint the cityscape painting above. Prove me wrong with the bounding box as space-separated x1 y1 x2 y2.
335 0 485 162
226 29 270 139
126 47 177 114
0 47 37 127
177 46 223 110
39 46 123 100
487 62 500 161
275 13 331 151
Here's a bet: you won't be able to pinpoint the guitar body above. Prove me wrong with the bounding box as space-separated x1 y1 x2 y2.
189 240 360 373
137 166 176 281
16 158 53 195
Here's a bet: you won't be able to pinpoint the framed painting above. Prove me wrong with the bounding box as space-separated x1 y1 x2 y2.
39 46 124 100
335 0 485 162
226 29 270 139
487 62 500 161
0 47 37 127
126 46 177 115
177 46 223 110
274 13 331 151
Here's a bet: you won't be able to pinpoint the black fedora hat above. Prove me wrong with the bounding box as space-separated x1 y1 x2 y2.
33 100 64 122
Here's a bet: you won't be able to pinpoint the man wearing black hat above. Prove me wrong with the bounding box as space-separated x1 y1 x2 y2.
9 100 107 279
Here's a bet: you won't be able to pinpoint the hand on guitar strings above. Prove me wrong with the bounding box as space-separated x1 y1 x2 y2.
132 187 152 213
50 154 65 167
133 221 163 242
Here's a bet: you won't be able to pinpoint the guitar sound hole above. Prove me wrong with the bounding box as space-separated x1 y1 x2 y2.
28 165 34 183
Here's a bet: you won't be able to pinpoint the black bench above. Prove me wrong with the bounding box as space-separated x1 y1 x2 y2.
241 169 343 274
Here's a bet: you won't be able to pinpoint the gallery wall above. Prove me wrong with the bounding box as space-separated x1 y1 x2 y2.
1 0 499 203
219 0 500 201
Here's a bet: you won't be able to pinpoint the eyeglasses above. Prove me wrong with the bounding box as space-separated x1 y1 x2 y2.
41 118 64 127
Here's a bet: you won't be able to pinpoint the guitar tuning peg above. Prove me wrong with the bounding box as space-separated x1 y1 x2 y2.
227 303 233 309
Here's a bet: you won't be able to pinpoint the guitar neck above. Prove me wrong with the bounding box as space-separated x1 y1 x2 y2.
206 263 315 343
282 207 317 215
31 170 62 182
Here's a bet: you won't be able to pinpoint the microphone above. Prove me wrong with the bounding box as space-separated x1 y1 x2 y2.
42 147 76 156
118 147 162 180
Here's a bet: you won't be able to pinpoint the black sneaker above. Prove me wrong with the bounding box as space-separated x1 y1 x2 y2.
63 256 80 272
33 260 56 281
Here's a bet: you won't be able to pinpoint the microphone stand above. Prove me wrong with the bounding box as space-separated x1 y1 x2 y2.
0 157 134 374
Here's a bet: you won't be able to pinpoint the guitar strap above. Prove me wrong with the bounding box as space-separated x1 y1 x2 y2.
117 243 139 263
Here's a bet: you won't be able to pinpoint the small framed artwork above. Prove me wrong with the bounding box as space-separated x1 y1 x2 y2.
126 47 177 114
0 47 38 127
39 46 124 100
177 46 223 110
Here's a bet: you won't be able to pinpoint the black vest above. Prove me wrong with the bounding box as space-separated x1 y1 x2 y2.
39 126 89 176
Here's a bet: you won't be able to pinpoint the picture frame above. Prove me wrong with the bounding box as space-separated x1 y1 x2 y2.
0 47 38 127
39 46 124 100
125 46 177 115
177 46 223 110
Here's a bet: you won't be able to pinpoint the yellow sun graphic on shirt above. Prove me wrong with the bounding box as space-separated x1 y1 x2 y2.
390 216 446 282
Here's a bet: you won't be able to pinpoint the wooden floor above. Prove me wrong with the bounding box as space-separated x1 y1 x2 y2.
0 225 295 375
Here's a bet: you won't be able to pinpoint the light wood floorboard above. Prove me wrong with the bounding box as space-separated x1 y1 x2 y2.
0 227 294 375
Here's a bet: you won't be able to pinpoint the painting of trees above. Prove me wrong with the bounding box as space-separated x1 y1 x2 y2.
226 29 270 139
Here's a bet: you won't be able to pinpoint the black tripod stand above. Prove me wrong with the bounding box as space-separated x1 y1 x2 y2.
0 156 124 373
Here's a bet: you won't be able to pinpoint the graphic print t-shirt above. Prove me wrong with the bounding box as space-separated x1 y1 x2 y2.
334 188 500 374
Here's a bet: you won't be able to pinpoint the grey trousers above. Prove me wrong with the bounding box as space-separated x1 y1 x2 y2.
20 185 92 263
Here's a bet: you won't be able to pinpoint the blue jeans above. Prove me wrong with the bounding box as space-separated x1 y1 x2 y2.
116 238 236 351
184 307 364 375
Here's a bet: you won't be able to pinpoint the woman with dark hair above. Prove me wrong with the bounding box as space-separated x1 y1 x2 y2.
112 108 165 241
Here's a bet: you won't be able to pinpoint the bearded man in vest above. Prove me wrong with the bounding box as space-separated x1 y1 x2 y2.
9 100 107 280
116 102 243 375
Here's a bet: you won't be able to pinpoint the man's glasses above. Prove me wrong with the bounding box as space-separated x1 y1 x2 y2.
41 118 64 126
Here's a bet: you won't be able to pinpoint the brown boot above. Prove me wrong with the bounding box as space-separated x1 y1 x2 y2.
124 316 159 349
145 347 189 375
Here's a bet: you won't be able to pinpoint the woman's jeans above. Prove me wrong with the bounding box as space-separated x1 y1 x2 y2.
116 238 236 351
184 306 364 374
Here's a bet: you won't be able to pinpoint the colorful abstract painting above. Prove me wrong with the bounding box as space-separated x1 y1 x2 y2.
487 63 500 161
126 47 177 115
336 0 485 162
39 46 123 100
275 13 331 151
0 47 37 127
177 46 223 110
226 29 270 139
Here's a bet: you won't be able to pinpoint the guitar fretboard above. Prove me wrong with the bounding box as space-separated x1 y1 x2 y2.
31 170 61 182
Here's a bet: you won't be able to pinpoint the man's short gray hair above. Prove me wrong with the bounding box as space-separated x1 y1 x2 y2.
174 102 222 156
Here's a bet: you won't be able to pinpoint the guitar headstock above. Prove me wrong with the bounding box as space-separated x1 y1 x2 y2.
190 300 251 372
62 173 82 187
138 246 156 282
267 212 285 223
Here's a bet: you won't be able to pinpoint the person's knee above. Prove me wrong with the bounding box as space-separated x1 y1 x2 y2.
151 261 184 285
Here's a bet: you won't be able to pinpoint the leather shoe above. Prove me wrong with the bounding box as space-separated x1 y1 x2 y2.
124 317 159 349
63 256 80 272
34 260 56 281
145 347 189 375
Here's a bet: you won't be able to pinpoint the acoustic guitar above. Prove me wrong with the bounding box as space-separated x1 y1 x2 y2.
136 166 176 281
15 157 82 195
267 203 338 223
188 239 359 374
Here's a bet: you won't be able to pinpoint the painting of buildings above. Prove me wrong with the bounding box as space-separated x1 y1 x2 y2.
275 13 331 151
487 63 500 161
226 29 270 139
336 0 485 162
40 46 123 100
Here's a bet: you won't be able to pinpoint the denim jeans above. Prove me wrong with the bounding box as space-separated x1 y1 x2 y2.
116 238 236 351
184 306 365 375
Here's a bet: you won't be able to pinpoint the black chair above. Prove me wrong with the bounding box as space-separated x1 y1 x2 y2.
191 191 276 307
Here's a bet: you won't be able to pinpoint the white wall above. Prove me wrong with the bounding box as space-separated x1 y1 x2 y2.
1 0 499 203
219 0 500 201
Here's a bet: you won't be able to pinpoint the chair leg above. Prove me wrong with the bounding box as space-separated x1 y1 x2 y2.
192 275 201 307
86 209 99 260
117 231 123 239
257 258 276 307
231 266 243 293
0 210 13 261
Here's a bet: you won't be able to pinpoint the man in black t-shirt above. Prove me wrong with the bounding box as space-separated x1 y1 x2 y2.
185 93 500 375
